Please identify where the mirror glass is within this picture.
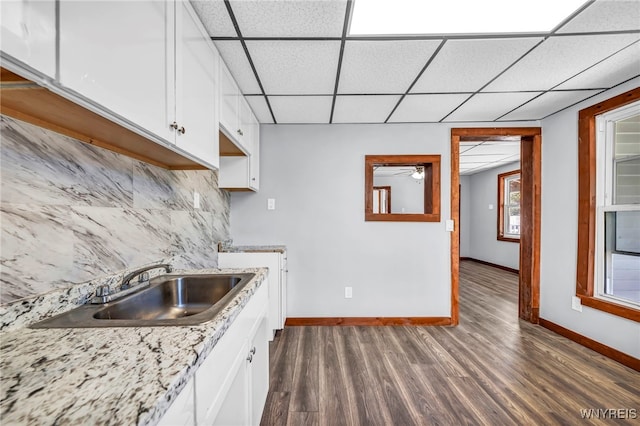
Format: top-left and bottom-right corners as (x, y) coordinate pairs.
(365, 155), (441, 222)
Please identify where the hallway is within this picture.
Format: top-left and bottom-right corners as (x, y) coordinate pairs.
(260, 260), (639, 425)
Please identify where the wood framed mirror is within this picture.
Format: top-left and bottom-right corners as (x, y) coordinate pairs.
(365, 154), (441, 222)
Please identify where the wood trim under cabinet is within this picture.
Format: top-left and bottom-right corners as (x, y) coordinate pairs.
(539, 318), (640, 372)
(285, 317), (452, 326)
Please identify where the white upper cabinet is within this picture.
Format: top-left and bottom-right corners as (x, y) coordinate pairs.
(58, 1), (172, 143)
(219, 63), (243, 149)
(174, 1), (219, 168)
(1, 0), (56, 79)
(58, 0), (218, 169)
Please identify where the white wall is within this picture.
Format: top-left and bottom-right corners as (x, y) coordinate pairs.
(460, 175), (471, 257)
(540, 77), (640, 358)
(462, 162), (521, 269)
(229, 121), (534, 318)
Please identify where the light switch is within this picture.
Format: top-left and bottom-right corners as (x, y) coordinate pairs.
(488, 204), (494, 210)
(193, 191), (201, 209)
(267, 198), (276, 210)
(445, 220), (454, 232)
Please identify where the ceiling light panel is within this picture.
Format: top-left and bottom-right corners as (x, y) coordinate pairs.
(444, 92), (542, 121)
(501, 89), (602, 120)
(338, 40), (441, 94)
(411, 38), (542, 93)
(190, 0), (237, 37)
(245, 96), (273, 123)
(349, 0), (586, 35)
(214, 41), (262, 94)
(333, 95), (401, 123)
(229, 0), (347, 37)
(388, 94), (470, 122)
(555, 42), (640, 90)
(483, 33), (640, 92)
(269, 96), (333, 123)
(246, 41), (341, 95)
(557, 0), (640, 33)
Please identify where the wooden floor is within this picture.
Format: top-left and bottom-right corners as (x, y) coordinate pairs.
(261, 260), (639, 425)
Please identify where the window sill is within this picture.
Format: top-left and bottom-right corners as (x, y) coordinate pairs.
(497, 236), (520, 243)
(578, 295), (640, 322)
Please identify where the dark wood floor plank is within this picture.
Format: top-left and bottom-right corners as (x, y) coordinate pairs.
(261, 260), (640, 426)
(260, 392), (291, 426)
(289, 326), (319, 412)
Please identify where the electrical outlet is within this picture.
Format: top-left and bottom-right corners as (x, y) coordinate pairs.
(488, 204), (494, 210)
(345, 286), (352, 299)
(267, 198), (276, 210)
(571, 296), (582, 312)
(193, 191), (201, 209)
(445, 220), (454, 232)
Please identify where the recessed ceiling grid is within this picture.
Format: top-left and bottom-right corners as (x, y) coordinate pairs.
(198, 0), (640, 124)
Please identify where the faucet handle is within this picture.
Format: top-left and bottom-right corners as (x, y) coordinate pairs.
(138, 272), (150, 283)
(95, 285), (111, 297)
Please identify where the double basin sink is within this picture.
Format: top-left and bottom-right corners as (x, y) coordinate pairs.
(32, 272), (255, 328)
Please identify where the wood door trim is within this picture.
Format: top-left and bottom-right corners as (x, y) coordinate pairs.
(451, 127), (542, 324)
(285, 317), (452, 326)
(539, 318), (639, 371)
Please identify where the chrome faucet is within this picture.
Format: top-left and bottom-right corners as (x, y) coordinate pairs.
(90, 264), (173, 304)
(121, 263), (173, 290)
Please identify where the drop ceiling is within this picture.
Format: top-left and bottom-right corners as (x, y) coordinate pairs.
(191, 0), (640, 125)
(459, 141), (520, 175)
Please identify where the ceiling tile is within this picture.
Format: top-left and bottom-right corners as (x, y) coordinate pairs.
(463, 142), (521, 156)
(332, 95), (401, 123)
(460, 154), (516, 164)
(444, 92), (542, 122)
(500, 90), (602, 120)
(229, 0), (347, 37)
(338, 40), (441, 94)
(246, 41), (341, 94)
(557, 0), (640, 33)
(388, 94), (469, 123)
(483, 34), (640, 92)
(214, 41), (261, 94)
(411, 38), (542, 93)
(269, 96), (333, 123)
(191, 0), (237, 37)
(555, 41), (640, 90)
(245, 96), (273, 124)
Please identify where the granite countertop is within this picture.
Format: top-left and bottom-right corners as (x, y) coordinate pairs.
(219, 244), (287, 254)
(0, 267), (268, 426)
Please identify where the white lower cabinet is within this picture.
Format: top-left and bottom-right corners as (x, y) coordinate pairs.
(158, 283), (269, 426)
(157, 378), (195, 426)
(218, 252), (287, 340)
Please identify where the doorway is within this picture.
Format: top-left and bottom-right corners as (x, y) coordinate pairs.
(450, 128), (541, 325)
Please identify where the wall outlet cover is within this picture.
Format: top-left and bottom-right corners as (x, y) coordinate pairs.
(193, 191), (201, 209)
(345, 286), (352, 298)
(571, 296), (582, 312)
(267, 198), (276, 210)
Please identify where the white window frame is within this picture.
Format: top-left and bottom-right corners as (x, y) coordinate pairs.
(594, 100), (640, 310)
(502, 173), (521, 239)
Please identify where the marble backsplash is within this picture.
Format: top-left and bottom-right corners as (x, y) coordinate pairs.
(0, 115), (230, 305)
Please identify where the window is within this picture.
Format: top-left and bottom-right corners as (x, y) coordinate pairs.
(577, 87), (640, 322)
(595, 102), (640, 309)
(498, 170), (521, 242)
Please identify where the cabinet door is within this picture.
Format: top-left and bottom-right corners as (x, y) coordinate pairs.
(249, 119), (260, 190)
(1, 0), (56, 78)
(175, 1), (219, 169)
(58, 0), (172, 142)
(249, 316), (270, 425)
(219, 63), (241, 145)
(158, 378), (195, 426)
(211, 340), (250, 426)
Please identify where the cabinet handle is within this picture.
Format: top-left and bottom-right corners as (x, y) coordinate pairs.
(250, 346), (256, 355)
(237, 129), (243, 136)
(170, 122), (178, 130)
(178, 126), (186, 135)
(247, 354), (253, 363)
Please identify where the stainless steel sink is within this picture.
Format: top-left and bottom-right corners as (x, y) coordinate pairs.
(31, 273), (255, 328)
